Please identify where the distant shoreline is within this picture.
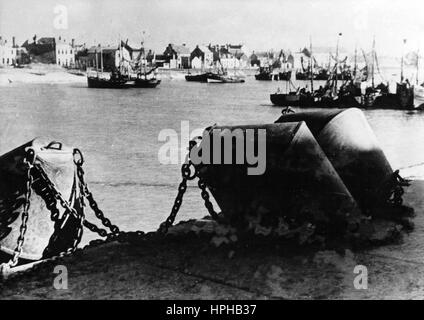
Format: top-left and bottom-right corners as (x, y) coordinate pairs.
(0, 64), (87, 86)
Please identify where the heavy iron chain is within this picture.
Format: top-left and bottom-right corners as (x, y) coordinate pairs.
(73, 149), (148, 247)
(0, 148), (35, 273)
(70, 148), (127, 244)
(387, 170), (410, 206)
(2, 138), (221, 272)
(158, 136), (220, 234)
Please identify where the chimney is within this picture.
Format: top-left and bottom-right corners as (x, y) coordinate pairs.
(12, 36), (15, 47)
(71, 38), (75, 47)
(59, 36), (61, 41)
(182, 43), (186, 46)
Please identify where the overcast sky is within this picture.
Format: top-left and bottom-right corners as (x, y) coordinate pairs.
(1, 0), (423, 55)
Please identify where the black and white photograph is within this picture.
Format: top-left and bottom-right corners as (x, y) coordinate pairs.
(1, 0), (424, 305)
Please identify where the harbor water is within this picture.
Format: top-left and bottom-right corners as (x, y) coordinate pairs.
(1, 76), (424, 240)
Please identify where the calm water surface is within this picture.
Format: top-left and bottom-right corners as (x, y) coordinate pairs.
(1, 77), (424, 236)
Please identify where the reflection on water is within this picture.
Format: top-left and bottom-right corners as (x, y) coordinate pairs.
(1, 78), (424, 234)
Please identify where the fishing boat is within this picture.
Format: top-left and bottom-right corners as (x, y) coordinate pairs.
(207, 74), (245, 83)
(87, 44), (128, 89)
(185, 72), (213, 82)
(206, 58), (244, 83)
(270, 90), (314, 107)
(314, 68), (330, 80)
(130, 37), (161, 88)
(132, 67), (161, 88)
(133, 77), (161, 88)
(255, 66), (273, 80)
(364, 38), (415, 109)
(271, 34), (360, 108)
(87, 71), (128, 89)
(278, 71), (291, 80)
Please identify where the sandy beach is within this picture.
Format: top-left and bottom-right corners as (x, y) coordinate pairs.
(0, 64), (87, 86)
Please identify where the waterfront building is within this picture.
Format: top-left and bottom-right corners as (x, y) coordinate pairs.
(190, 45), (214, 69)
(55, 37), (75, 67)
(249, 52), (260, 67)
(163, 43), (191, 69)
(22, 35), (56, 64)
(0, 36), (21, 66)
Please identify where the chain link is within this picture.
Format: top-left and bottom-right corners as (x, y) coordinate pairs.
(2, 138), (222, 276)
(158, 136), (220, 233)
(0, 148), (35, 273)
(30, 161), (84, 258)
(387, 170), (410, 206)
(197, 177), (220, 220)
(75, 161), (121, 238)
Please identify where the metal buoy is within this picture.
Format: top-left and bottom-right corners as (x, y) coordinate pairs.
(193, 122), (361, 236)
(275, 108), (394, 212)
(0, 138), (83, 261)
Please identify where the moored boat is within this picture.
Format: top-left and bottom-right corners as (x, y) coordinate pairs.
(414, 84), (424, 109)
(87, 71), (128, 89)
(270, 91), (314, 107)
(86, 43), (128, 89)
(133, 78), (161, 88)
(254, 66), (273, 81)
(185, 72), (212, 82)
(207, 73), (245, 83)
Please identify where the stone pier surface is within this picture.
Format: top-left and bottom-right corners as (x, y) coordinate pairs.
(1, 180), (423, 300)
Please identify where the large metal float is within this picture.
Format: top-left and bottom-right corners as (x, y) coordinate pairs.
(275, 108), (397, 214)
(192, 122), (362, 237)
(0, 138), (83, 262)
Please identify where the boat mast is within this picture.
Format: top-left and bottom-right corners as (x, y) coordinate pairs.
(100, 46), (104, 73)
(371, 36), (375, 88)
(142, 31), (147, 79)
(401, 39), (406, 83)
(417, 48), (420, 85)
(334, 33), (341, 95)
(95, 47), (99, 76)
(309, 36), (314, 93)
(119, 36), (122, 74)
(353, 45), (357, 80)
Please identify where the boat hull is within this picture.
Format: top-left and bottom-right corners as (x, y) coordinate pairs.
(207, 74), (245, 83)
(185, 73), (211, 82)
(254, 73), (272, 81)
(87, 77), (128, 89)
(270, 93), (362, 109)
(133, 79), (161, 88)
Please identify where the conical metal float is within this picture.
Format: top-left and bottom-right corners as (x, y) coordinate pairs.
(275, 108), (395, 213)
(0, 138), (83, 262)
(192, 122), (362, 236)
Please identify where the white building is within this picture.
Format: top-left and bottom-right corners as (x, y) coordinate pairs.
(0, 36), (19, 66)
(190, 45), (214, 69)
(55, 37), (75, 67)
